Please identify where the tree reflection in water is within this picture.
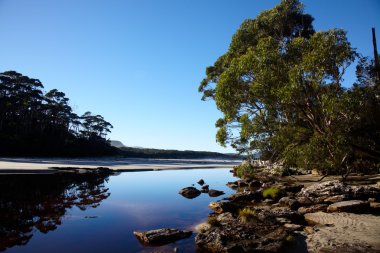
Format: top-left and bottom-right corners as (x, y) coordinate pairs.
(0, 170), (113, 251)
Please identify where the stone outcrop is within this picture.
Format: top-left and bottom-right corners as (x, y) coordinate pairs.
(133, 228), (192, 246)
(195, 211), (289, 252)
(297, 180), (380, 205)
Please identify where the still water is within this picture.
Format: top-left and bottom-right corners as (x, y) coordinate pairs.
(0, 168), (237, 253)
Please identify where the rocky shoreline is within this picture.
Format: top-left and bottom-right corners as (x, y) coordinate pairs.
(195, 173), (380, 253)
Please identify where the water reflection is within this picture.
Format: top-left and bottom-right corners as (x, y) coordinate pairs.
(0, 171), (112, 252)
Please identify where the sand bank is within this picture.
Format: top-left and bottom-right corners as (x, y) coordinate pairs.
(0, 157), (240, 174)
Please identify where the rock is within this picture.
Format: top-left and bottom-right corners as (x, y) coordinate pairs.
(297, 181), (380, 205)
(226, 179), (261, 189)
(208, 189), (225, 197)
(327, 200), (370, 213)
(324, 194), (348, 203)
(284, 223), (302, 231)
(370, 202), (380, 214)
(368, 198), (376, 202)
(226, 181), (238, 189)
(282, 184), (304, 194)
(297, 180), (350, 204)
(209, 201), (240, 214)
(303, 226), (314, 234)
(178, 187), (201, 199)
(226, 190), (262, 202)
(279, 196), (291, 205)
(201, 184), (209, 193)
(216, 212), (235, 224)
(271, 207), (304, 224)
(197, 179), (205, 185)
(278, 197), (300, 210)
(296, 196), (313, 206)
(195, 222), (212, 233)
(262, 198), (275, 205)
(351, 185), (380, 200)
(196, 213), (289, 253)
(276, 217), (292, 224)
(133, 228), (192, 246)
(298, 204), (328, 214)
(201, 184), (209, 190)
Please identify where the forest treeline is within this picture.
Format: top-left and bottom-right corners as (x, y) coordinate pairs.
(0, 71), (117, 156)
(118, 146), (236, 159)
(199, 0), (380, 175)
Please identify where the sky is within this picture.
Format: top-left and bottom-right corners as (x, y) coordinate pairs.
(0, 0), (379, 153)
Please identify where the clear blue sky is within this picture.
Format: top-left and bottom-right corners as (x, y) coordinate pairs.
(0, 0), (379, 152)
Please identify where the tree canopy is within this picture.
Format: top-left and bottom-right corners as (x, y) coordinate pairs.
(199, 0), (380, 174)
(0, 71), (116, 156)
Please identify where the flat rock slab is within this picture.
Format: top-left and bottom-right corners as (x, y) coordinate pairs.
(298, 204), (328, 214)
(327, 200), (370, 213)
(304, 212), (380, 252)
(133, 228), (192, 246)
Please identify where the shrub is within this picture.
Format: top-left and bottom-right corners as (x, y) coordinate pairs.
(234, 162), (255, 178)
(239, 208), (256, 223)
(262, 187), (280, 199)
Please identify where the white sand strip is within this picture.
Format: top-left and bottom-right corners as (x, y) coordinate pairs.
(0, 157), (240, 173)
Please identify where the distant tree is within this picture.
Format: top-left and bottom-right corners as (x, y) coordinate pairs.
(199, 0), (379, 175)
(0, 71), (115, 156)
(80, 111), (113, 140)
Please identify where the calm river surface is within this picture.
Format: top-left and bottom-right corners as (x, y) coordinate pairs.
(0, 168), (237, 253)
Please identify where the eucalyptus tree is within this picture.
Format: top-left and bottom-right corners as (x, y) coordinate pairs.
(199, 0), (378, 174)
(80, 111), (113, 140)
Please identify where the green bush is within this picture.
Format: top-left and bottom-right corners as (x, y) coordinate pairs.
(234, 162), (255, 178)
(262, 187), (280, 199)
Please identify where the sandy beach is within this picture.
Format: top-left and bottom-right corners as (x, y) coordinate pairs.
(0, 157), (241, 173)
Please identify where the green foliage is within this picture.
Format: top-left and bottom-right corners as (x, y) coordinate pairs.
(199, 0), (380, 175)
(239, 208), (256, 223)
(234, 162), (255, 178)
(262, 187), (280, 199)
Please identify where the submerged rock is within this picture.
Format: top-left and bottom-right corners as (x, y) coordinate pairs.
(133, 228), (192, 246)
(178, 187), (201, 199)
(327, 200), (370, 213)
(208, 189), (225, 197)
